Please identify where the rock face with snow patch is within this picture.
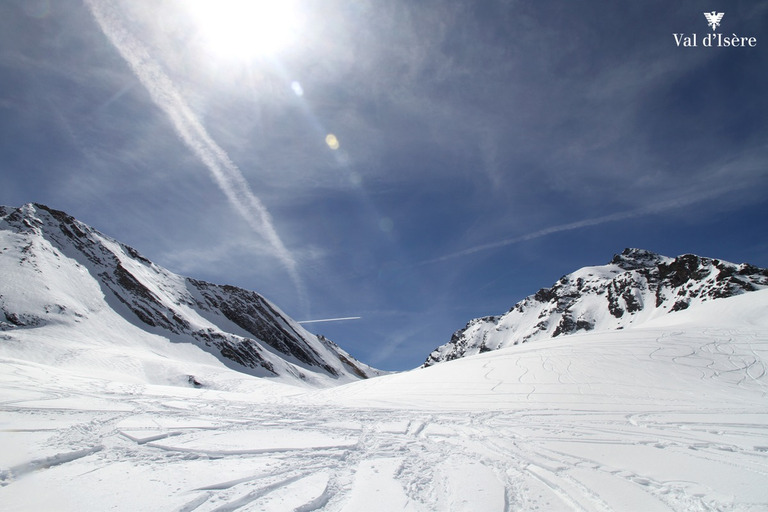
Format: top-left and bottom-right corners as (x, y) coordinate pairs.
(424, 248), (768, 367)
(0, 203), (380, 384)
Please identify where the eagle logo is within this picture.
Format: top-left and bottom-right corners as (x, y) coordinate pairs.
(704, 11), (724, 31)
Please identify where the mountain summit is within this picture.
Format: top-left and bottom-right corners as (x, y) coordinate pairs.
(424, 247), (768, 367)
(0, 203), (380, 387)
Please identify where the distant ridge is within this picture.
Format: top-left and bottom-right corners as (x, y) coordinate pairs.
(424, 248), (768, 366)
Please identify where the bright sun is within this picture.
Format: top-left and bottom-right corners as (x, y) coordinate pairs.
(187, 0), (302, 59)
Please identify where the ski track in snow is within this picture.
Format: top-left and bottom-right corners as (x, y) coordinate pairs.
(2, 320), (768, 510)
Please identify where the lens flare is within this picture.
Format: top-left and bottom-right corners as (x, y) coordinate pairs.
(325, 133), (340, 150)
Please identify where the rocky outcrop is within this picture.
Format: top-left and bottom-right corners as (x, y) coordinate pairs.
(424, 248), (768, 367)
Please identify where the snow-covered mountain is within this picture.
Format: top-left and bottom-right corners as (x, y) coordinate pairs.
(2, 283), (767, 510)
(424, 247), (768, 366)
(2, 207), (768, 510)
(0, 203), (380, 387)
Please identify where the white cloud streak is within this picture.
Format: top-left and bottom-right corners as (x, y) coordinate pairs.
(424, 189), (734, 265)
(84, 0), (305, 303)
(296, 316), (362, 324)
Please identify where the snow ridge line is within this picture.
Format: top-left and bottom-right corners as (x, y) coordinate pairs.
(208, 472), (311, 512)
(292, 480), (333, 512)
(0, 445), (103, 485)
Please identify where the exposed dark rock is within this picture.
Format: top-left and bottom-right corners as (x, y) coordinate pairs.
(611, 248), (668, 270)
(658, 254), (709, 288)
(534, 287), (556, 302)
(424, 248), (768, 367)
(552, 314), (594, 337)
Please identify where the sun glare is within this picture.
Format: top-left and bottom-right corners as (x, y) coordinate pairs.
(187, 0), (302, 59)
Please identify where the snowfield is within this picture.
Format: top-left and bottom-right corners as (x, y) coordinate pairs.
(2, 290), (768, 511)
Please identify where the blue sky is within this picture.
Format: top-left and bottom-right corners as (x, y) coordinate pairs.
(2, 0), (767, 370)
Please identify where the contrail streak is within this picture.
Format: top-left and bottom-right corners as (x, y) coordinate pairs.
(422, 189), (732, 265)
(297, 316), (362, 324)
(84, 0), (305, 303)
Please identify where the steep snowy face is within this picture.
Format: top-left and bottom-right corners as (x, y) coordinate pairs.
(0, 204), (380, 385)
(424, 247), (768, 366)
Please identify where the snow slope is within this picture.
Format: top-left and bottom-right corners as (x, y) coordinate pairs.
(0, 204), (380, 387)
(425, 248), (768, 366)
(1, 289), (767, 511)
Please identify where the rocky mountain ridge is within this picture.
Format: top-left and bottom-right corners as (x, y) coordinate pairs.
(424, 248), (768, 367)
(0, 203), (380, 385)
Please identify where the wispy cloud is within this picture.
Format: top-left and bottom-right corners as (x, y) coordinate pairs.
(84, 0), (305, 304)
(423, 188), (735, 265)
(296, 316), (362, 324)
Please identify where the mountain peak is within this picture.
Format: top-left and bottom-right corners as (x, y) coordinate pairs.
(424, 249), (768, 367)
(610, 248), (670, 270)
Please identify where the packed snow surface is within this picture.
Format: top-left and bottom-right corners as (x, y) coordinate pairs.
(2, 290), (768, 511)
